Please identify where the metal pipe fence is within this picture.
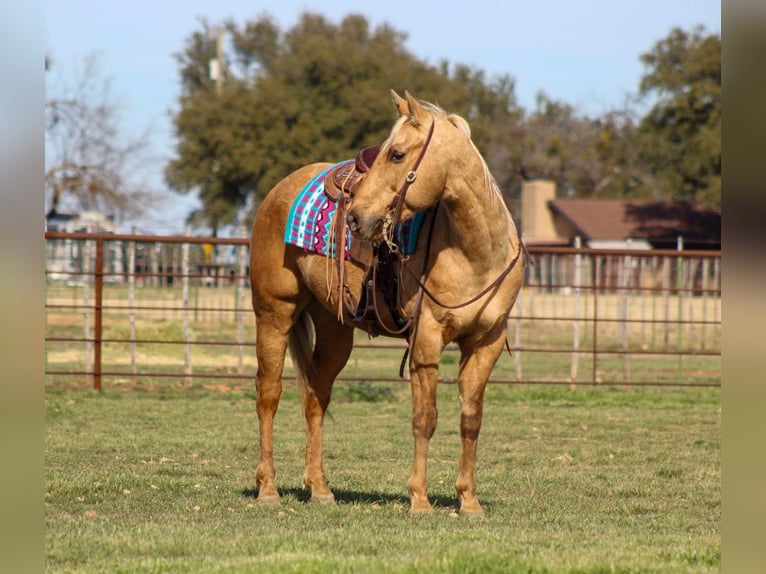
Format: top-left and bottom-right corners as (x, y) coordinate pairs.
(44, 231), (721, 390)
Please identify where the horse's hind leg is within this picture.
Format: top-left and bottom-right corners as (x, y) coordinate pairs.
(253, 305), (296, 504)
(302, 304), (354, 503)
(454, 323), (507, 516)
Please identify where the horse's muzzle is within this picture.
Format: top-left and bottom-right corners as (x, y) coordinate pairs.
(346, 210), (383, 241)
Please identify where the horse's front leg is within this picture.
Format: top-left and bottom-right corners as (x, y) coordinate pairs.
(407, 332), (443, 514)
(455, 324), (507, 516)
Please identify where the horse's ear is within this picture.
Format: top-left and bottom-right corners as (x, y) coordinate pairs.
(390, 90), (409, 117)
(404, 90), (427, 125)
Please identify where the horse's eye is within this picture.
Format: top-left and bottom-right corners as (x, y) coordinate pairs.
(388, 149), (405, 162)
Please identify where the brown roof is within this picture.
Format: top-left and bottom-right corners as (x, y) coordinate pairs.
(548, 199), (721, 245)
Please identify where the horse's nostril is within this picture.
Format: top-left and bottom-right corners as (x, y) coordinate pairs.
(346, 212), (359, 232)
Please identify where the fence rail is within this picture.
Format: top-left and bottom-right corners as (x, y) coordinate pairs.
(44, 231), (721, 390)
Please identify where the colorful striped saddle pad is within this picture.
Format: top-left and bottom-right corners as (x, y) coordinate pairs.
(284, 160), (426, 260)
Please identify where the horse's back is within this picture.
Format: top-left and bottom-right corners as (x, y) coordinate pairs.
(252, 163), (332, 237)
(250, 163), (331, 308)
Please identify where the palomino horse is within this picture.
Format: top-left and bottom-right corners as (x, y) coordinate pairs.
(249, 90), (525, 516)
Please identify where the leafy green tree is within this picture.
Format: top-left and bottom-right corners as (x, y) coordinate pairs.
(166, 12), (522, 232)
(515, 93), (651, 201)
(637, 26), (721, 205)
(515, 26), (720, 206)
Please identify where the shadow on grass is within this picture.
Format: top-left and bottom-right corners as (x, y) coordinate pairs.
(242, 486), (458, 510)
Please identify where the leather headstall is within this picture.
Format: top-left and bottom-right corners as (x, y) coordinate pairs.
(382, 120), (436, 246)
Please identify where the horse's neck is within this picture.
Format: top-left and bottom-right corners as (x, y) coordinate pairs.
(441, 174), (514, 273)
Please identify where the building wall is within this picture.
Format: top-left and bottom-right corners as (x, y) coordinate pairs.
(520, 180), (559, 244)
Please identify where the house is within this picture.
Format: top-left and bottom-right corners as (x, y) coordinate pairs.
(519, 180), (721, 291)
(520, 180), (721, 250)
(46, 210), (120, 234)
(45, 211), (123, 283)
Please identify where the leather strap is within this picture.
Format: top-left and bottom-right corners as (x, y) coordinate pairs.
(402, 246), (523, 310)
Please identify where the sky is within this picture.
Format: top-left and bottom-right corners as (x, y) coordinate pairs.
(45, 0), (720, 234)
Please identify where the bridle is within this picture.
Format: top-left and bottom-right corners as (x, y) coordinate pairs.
(380, 119), (436, 247)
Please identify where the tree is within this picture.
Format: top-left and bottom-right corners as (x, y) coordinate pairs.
(515, 93), (653, 201)
(637, 26), (721, 206)
(514, 25), (721, 206)
(166, 12), (523, 232)
(45, 54), (157, 219)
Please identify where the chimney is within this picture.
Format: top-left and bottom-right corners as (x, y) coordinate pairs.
(521, 180), (558, 243)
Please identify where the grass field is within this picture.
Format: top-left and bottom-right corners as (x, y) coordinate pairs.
(46, 384), (720, 573)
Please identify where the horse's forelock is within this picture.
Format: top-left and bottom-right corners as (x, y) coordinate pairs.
(383, 101), (449, 150)
(381, 116), (409, 153)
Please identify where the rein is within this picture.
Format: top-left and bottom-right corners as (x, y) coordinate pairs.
(394, 209), (523, 375)
(401, 237), (523, 310)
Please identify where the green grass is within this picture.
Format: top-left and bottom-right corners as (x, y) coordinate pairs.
(46, 384), (720, 573)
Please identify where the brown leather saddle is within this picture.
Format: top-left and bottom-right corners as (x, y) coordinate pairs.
(323, 146), (379, 267)
(324, 146), (380, 202)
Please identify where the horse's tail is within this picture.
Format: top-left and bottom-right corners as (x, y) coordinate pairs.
(287, 310), (316, 406)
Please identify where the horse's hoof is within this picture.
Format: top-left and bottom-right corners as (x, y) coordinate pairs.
(408, 504), (434, 515)
(256, 494), (281, 506)
(310, 493), (336, 504)
(458, 506), (484, 518)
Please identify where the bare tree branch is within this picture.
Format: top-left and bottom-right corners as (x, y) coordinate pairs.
(45, 53), (160, 220)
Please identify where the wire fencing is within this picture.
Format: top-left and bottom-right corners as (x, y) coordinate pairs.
(44, 231), (721, 390)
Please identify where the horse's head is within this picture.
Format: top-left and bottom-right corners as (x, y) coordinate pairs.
(346, 90), (448, 242)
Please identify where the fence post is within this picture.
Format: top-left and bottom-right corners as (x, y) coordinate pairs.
(676, 236), (685, 383)
(94, 238), (103, 392)
(236, 227), (247, 382)
(570, 237), (581, 388)
(150, 243), (159, 288)
(639, 258), (646, 347)
(662, 254), (670, 346)
(551, 253), (558, 328)
(592, 254), (600, 385)
(701, 257), (710, 350)
(513, 289), (522, 381)
(82, 238), (93, 388)
(128, 227), (137, 384)
(620, 250), (630, 386)
(540, 254), (548, 338)
(182, 227), (192, 386)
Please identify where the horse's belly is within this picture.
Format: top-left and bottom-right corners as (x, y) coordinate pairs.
(297, 253), (365, 311)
